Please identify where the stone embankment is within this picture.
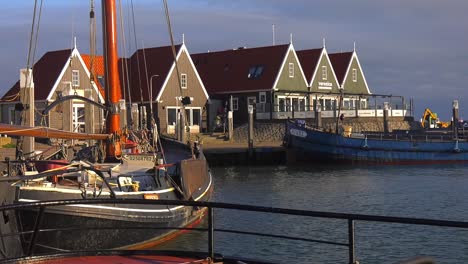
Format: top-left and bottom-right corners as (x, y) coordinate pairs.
(223, 118), (419, 144)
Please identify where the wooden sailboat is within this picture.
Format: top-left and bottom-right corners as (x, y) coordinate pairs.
(0, 0), (212, 254)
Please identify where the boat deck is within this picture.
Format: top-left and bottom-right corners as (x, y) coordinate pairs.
(26, 255), (216, 264)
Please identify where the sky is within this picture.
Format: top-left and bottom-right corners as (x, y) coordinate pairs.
(1, 0), (468, 120)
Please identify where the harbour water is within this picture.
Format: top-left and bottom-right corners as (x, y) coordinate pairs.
(159, 164), (468, 263)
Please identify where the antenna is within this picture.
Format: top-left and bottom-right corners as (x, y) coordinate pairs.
(353, 41), (356, 52)
(74, 36), (77, 49)
(182, 33), (185, 44)
(290, 33), (293, 44)
(322, 37), (326, 48)
(272, 24), (275, 46)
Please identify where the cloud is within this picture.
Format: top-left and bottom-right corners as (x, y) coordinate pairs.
(1, 0), (468, 119)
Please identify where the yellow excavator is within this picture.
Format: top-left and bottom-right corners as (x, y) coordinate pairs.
(421, 108), (451, 129)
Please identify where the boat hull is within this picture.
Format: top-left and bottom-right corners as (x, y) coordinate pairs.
(286, 121), (468, 163)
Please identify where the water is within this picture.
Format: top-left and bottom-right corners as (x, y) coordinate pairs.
(159, 164), (468, 263)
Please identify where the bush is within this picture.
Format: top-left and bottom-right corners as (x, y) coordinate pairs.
(2, 143), (16, 148)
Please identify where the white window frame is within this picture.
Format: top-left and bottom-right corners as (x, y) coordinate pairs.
(277, 95), (307, 112)
(352, 68), (357, 82)
(181, 73), (187, 89)
(322, 66), (327, 80)
(72, 70), (80, 87)
(232, 97), (239, 111)
(72, 103), (85, 132)
(166, 106), (201, 134)
(288, 63), (294, 78)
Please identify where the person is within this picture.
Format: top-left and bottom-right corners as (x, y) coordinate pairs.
(339, 113), (344, 121)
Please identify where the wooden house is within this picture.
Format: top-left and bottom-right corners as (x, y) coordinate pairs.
(0, 47), (104, 134)
(192, 43), (309, 126)
(123, 43), (210, 134)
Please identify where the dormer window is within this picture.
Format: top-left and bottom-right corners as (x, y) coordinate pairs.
(248, 65), (264, 79)
(352, 68), (357, 82)
(181, 73), (187, 89)
(72, 70), (79, 87)
(97, 75), (105, 88)
(322, 66), (327, 80)
(288, 63), (294, 78)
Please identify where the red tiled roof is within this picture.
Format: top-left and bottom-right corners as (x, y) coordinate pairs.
(125, 45), (182, 103)
(296, 48), (323, 84)
(329, 51), (353, 85)
(191, 44), (289, 94)
(2, 49), (72, 101)
(81, 54), (105, 98)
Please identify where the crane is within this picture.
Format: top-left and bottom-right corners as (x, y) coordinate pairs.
(421, 108), (450, 129)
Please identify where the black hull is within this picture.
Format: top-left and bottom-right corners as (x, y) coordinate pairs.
(18, 206), (207, 253)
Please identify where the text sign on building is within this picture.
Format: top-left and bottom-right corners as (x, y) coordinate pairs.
(318, 82), (332, 90)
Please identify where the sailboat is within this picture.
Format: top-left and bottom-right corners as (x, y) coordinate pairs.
(0, 0), (212, 253)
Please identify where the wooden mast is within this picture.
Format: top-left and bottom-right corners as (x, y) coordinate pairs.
(102, 0), (122, 158)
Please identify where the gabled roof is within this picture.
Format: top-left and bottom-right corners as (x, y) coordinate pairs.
(296, 48), (323, 83)
(2, 49), (72, 101)
(126, 44), (182, 103)
(328, 51), (353, 85)
(191, 44), (290, 94)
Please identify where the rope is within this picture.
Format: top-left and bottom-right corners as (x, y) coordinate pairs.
(0, 93), (20, 102)
(130, 0), (144, 104)
(162, 0), (193, 155)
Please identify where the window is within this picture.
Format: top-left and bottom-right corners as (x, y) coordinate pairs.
(97, 75), (105, 88)
(259, 92), (266, 103)
(352, 68), (357, 82)
(248, 65), (264, 79)
(72, 70), (79, 87)
(192, 109), (201, 126)
(167, 107), (201, 127)
(181, 74), (187, 89)
(288, 63), (294, 78)
(232, 97), (239, 111)
(168, 108), (177, 125)
(322, 66), (327, 80)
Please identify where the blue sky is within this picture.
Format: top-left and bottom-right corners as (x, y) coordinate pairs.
(1, 0), (468, 120)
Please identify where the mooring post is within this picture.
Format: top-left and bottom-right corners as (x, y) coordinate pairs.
(248, 105), (254, 158)
(19, 68), (35, 155)
(452, 100), (459, 138)
(315, 102), (322, 128)
(383, 102), (389, 135)
(228, 110), (233, 141)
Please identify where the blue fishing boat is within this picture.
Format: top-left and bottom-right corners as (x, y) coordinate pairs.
(285, 119), (468, 163)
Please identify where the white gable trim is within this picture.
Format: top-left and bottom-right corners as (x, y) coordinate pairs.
(45, 48), (105, 102)
(341, 51), (371, 94)
(272, 43), (308, 91)
(46, 50), (73, 101)
(309, 48), (340, 88)
(155, 44), (209, 103)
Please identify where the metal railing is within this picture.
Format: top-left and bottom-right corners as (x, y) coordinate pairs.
(1, 199), (468, 263)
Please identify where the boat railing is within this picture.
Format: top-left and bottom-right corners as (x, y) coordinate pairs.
(361, 132), (464, 143)
(1, 199), (468, 263)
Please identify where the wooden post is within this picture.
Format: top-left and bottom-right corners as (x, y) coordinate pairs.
(248, 104), (254, 158)
(131, 103), (139, 130)
(228, 110), (233, 141)
(453, 100), (459, 138)
(315, 102), (322, 128)
(19, 68), (35, 156)
(383, 102), (389, 134)
(84, 88), (95, 145)
(179, 109), (186, 143)
(119, 99), (127, 129)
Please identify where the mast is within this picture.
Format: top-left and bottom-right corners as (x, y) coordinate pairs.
(102, 0), (122, 158)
